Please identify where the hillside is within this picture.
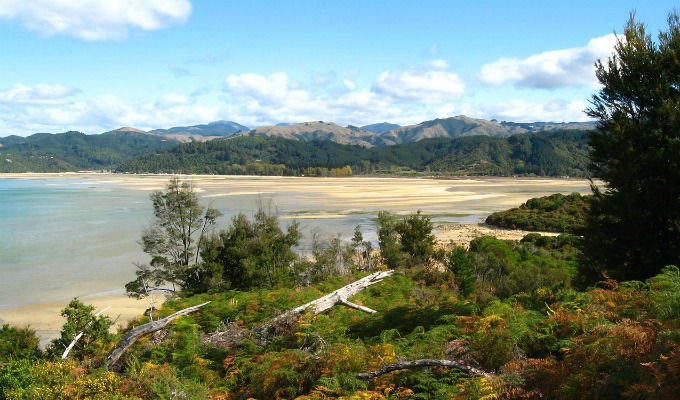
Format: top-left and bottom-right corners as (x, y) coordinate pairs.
(237, 116), (594, 147)
(0, 130), (177, 172)
(360, 122), (401, 133)
(151, 120), (248, 137)
(0, 117), (594, 173)
(238, 121), (392, 147)
(381, 115), (595, 144)
(116, 130), (590, 177)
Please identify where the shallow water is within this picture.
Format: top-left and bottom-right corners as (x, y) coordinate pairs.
(0, 175), (592, 309)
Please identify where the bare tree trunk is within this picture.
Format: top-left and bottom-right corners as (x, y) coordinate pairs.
(61, 305), (111, 360)
(357, 359), (493, 380)
(255, 270), (393, 336)
(105, 301), (210, 370)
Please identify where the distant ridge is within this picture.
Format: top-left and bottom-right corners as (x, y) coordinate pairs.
(1, 115), (596, 172)
(151, 120), (249, 137)
(360, 122), (400, 134)
(236, 116), (594, 147)
(238, 121), (392, 147)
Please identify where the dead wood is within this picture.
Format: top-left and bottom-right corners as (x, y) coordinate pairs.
(254, 270), (393, 336)
(105, 301), (210, 370)
(357, 359), (494, 380)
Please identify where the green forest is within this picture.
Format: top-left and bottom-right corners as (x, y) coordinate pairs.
(0, 131), (175, 172)
(115, 130), (590, 177)
(2, 12), (680, 400)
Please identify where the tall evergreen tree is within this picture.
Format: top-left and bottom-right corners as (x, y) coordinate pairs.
(582, 14), (680, 281)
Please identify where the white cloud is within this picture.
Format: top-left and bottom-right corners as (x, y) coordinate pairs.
(0, 83), (79, 104)
(480, 34), (619, 89)
(373, 70), (464, 103)
(426, 59), (449, 69)
(0, 0), (192, 41)
(483, 99), (590, 122)
(0, 87), (221, 135)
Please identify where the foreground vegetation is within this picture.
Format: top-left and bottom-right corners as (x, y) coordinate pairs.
(2, 226), (679, 399)
(485, 193), (590, 233)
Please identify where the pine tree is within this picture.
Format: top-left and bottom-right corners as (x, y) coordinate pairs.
(582, 13), (680, 281)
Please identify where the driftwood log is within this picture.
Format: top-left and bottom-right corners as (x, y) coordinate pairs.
(105, 301), (210, 370)
(255, 270), (394, 336)
(357, 359), (494, 380)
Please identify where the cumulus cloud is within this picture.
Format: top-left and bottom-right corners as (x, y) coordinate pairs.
(0, 0), (192, 41)
(0, 84), (221, 135)
(223, 71), (430, 126)
(373, 69), (464, 103)
(0, 83), (79, 104)
(480, 34), (619, 89)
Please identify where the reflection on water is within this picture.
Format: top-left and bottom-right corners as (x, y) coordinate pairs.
(0, 175), (592, 308)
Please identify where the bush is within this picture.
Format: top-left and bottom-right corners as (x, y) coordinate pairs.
(486, 193), (590, 233)
(0, 325), (41, 362)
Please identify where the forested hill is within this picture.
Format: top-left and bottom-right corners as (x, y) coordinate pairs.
(0, 130), (177, 172)
(116, 130), (590, 177)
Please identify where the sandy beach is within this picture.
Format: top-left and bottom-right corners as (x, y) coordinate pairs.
(0, 172), (593, 213)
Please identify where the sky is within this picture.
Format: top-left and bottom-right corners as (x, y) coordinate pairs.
(0, 0), (677, 136)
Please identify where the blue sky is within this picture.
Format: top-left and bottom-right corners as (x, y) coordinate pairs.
(0, 0), (677, 136)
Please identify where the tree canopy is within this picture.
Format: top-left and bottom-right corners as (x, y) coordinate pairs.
(582, 13), (680, 281)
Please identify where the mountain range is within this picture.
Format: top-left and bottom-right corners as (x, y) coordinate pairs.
(229, 116), (594, 148)
(0, 115), (596, 173)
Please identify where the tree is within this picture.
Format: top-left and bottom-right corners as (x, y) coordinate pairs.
(47, 299), (112, 360)
(448, 246), (476, 296)
(396, 211), (436, 265)
(377, 211), (403, 268)
(204, 205), (301, 290)
(582, 13), (680, 281)
(126, 178), (221, 298)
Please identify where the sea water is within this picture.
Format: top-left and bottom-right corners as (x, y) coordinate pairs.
(0, 175), (592, 309)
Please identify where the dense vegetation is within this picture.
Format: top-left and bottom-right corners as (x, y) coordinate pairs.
(3, 219), (680, 398)
(0, 131), (176, 172)
(581, 15), (680, 282)
(485, 193), (590, 233)
(116, 130), (590, 177)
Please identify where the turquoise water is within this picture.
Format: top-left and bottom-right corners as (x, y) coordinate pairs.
(0, 179), (151, 308)
(0, 176), (592, 309)
(0, 178), (377, 308)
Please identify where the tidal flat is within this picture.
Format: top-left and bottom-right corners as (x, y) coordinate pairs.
(0, 173), (592, 343)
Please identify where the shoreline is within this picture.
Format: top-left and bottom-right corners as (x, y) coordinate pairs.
(0, 222), (557, 346)
(0, 171), (594, 182)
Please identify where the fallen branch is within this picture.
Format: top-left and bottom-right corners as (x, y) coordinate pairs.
(105, 301), (210, 370)
(61, 305), (111, 360)
(255, 270), (393, 336)
(357, 359), (493, 380)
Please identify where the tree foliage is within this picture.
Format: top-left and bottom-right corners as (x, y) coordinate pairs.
(485, 192), (590, 233)
(582, 13), (680, 281)
(201, 205), (302, 290)
(126, 178), (221, 298)
(46, 299), (113, 361)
